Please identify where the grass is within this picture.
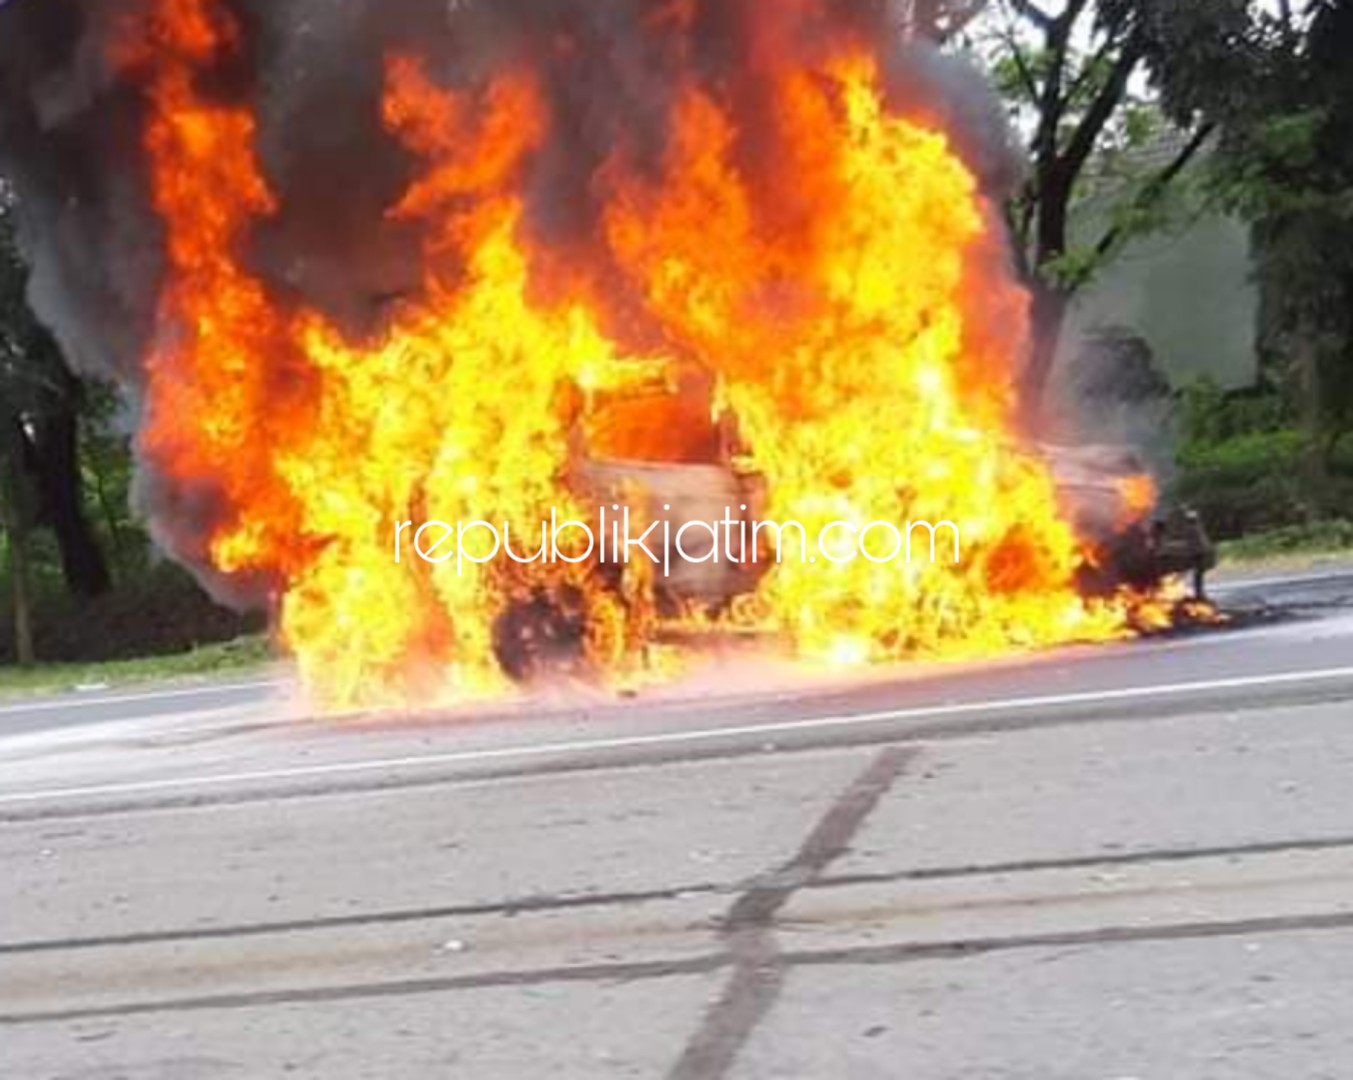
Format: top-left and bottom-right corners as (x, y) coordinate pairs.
(0, 635), (275, 701)
(1217, 519), (1353, 569)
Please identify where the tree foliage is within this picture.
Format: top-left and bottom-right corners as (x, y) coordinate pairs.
(971, 0), (1229, 414)
(0, 184), (60, 429)
(1159, 0), (1353, 466)
(0, 184), (41, 664)
(1, 183), (113, 610)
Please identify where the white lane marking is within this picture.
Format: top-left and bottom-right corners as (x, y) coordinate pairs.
(2, 665), (1352, 809)
(0, 679), (285, 718)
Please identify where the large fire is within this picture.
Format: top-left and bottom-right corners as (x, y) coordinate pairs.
(117, 0), (1157, 707)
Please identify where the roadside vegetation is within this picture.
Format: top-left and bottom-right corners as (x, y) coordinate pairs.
(1174, 379), (1353, 564)
(0, 635), (270, 701)
(1, 196), (268, 680)
(0, 526), (269, 691)
(1217, 521), (1353, 567)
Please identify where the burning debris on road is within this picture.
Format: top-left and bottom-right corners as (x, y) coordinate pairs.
(0, 0), (1211, 706)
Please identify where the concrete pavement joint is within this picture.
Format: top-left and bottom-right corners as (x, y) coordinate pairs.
(813, 832), (1353, 891)
(0, 953), (732, 1028)
(0, 882), (732, 957)
(9, 830), (1353, 958)
(6, 902), (1353, 1029)
(783, 909), (1353, 968)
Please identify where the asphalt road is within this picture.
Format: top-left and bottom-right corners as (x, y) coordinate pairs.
(2, 567), (1352, 1079)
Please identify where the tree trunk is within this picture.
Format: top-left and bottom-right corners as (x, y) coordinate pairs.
(24, 382), (112, 599)
(1021, 282), (1070, 429)
(1021, 153), (1074, 429)
(7, 514), (35, 668)
(2, 424), (36, 667)
(1294, 324), (1328, 498)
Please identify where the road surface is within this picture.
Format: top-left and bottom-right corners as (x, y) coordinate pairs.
(1, 567), (1352, 1078)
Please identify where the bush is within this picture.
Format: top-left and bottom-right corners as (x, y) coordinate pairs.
(1220, 519), (1353, 561)
(1172, 376), (1353, 540)
(1177, 378), (1293, 450)
(1173, 429), (1309, 539)
(1173, 428), (1353, 540)
(0, 558), (266, 665)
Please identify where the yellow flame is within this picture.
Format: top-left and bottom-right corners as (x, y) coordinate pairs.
(132, 1), (1154, 708)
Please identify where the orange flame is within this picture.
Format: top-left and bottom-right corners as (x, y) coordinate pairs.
(1117, 474), (1158, 529)
(129, 0), (1155, 707)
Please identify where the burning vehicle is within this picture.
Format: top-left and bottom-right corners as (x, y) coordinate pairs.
(0, 0), (1210, 705)
(1039, 443), (1217, 599)
(494, 362), (1214, 681)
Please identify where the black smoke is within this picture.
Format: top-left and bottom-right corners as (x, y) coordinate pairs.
(0, 0), (1012, 604)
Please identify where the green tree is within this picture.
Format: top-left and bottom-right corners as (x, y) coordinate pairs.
(0, 185), (112, 616)
(973, 0), (1234, 418)
(1159, 0), (1353, 483)
(0, 195), (40, 664)
(0, 437), (36, 667)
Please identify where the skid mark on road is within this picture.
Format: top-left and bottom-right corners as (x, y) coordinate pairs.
(666, 746), (915, 1080)
(8, 830), (1353, 959)
(785, 909), (1353, 968)
(8, 821), (1353, 1028)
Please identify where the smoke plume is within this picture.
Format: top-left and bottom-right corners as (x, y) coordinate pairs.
(0, 0), (1019, 615)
